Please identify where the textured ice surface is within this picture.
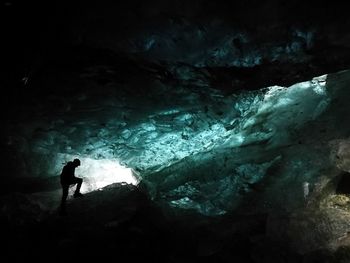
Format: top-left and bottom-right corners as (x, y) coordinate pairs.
(7, 69), (350, 215)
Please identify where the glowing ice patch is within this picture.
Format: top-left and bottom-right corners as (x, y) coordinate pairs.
(235, 134), (245, 143)
(311, 74), (328, 95)
(264, 86), (286, 99)
(313, 85), (325, 95)
(275, 97), (292, 107)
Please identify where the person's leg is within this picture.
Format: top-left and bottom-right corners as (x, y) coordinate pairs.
(75, 178), (82, 193)
(74, 178), (83, 197)
(60, 185), (69, 213)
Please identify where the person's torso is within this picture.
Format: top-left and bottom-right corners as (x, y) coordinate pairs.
(60, 162), (75, 183)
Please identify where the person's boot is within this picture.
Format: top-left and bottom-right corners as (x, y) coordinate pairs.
(74, 192), (84, 198)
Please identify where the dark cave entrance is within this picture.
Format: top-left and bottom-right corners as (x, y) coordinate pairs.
(336, 171), (350, 194)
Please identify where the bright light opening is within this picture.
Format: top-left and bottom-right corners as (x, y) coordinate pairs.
(57, 155), (138, 194)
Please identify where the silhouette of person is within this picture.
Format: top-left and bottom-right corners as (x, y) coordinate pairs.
(59, 158), (84, 214)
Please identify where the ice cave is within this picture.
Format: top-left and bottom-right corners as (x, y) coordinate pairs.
(3, 1), (350, 262)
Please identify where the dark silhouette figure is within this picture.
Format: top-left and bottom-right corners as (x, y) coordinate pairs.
(60, 158), (84, 214)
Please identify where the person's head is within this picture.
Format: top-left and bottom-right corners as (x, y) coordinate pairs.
(73, 158), (81, 167)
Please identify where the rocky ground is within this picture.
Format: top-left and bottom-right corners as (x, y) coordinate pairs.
(2, 176), (350, 263)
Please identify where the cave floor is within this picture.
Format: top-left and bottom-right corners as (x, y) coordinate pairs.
(1, 182), (350, 263)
